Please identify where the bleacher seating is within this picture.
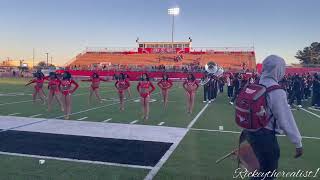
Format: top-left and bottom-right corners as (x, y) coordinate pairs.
(67, 51), (256, 70)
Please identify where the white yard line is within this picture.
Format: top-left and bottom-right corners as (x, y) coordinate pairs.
(0, 100), (35, 106)
(158, 122), (165, 126)
(0, 92), (31, 97)
(130, 120), (139, 124)
(0, 89), (114, 106)
(54, 91), (162, 119)
(77, 117), (88, 121)
(301, 108), (320, 119)
(7, 113), (21, 116)
(190, 128), (320, 140)
(29, 114), (42, 118)
(144, 103), (209, 180)
(187, 103), (209, 129)
(0, 91), (164, 133)
(0, 151), (152, 170)
(102, 118), (112, 122)
(308, 107), (320, 112)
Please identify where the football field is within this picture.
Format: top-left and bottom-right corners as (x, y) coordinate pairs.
(0, 78), (319, 180)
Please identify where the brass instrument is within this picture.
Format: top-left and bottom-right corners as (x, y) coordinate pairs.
(200, 62), (224, 86)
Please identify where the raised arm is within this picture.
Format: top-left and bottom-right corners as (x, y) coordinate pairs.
(25, 79), (36, 86)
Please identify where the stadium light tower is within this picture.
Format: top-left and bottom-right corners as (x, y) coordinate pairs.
(168, 7), (180, 43)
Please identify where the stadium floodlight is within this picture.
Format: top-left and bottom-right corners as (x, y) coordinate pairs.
(168, 7), (180, 16)
(168, 7), (180, 43)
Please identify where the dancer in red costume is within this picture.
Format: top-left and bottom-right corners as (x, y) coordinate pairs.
(115, 73), (130, 111)
(157, 73), (173, 109)
(81, 72), (108, 104)
(60, 71), (79, 120)
(183, 73), (199, 114)
(137, 73), (155, 121)
(25, 70), (46, 104)
(47, 72), (64, 112)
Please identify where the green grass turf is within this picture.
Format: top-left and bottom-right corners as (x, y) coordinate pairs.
(0, 77), (320, 180)
(0, 155), (148, 180)
(154, 131), (320, 180)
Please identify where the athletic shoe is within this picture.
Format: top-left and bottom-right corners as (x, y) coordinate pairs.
(229, 101), (234, 105)
(203, 100), (206, 103)
(297, 105), (302, 108)
(209, 100), (212, 104)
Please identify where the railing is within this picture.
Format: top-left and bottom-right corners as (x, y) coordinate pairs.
(191, 46), (255, 52)
(85, 47), (138, 53)
(84, 46), (255, 53)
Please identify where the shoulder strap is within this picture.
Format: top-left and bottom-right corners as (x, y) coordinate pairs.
(266, 85), (283, 93)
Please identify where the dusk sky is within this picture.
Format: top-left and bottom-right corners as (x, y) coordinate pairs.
(0, 0), (319, 65)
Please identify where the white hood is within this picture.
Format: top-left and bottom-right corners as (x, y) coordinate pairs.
(260, 55), (286, 82)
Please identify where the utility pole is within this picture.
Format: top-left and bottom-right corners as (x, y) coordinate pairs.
(45, 53), (49, 67)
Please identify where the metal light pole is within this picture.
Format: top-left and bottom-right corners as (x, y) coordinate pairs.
(168, 8), (180, 43)
(45, 53), (49, 67)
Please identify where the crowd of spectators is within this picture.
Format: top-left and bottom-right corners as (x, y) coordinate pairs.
(68, 64), (207, 73)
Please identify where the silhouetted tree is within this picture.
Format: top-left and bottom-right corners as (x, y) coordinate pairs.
(296, 42), (320, 64)
(37, 61), (46, 67)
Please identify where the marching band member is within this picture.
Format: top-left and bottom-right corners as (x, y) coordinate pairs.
(60, 71), (79, 120)
(200, 73), (210, 103)
(183, 73), (199, 114)
(208, 74), (218, 102)
(115, 73), (130, 111)
(137, 73), (155, 121)
(157, 73), (173, 109)
(226, 74), (234, 99)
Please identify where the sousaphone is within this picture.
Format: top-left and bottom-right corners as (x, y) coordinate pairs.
(205, 61), (218, 74)
(201, 61), (224, 85)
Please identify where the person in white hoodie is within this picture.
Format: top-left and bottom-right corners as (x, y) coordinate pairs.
(245, 55), (303, 179)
